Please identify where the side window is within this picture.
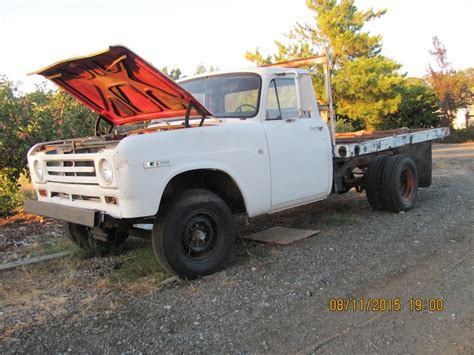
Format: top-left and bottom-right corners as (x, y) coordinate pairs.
(266, 78), (298, 120)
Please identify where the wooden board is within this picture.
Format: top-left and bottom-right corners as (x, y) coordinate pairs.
(0, 251), (71, 272)
(243, 226), (320, 245)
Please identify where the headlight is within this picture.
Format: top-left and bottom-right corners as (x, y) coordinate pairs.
(33, 160), (44, 182)
(98, 159), (113, 185)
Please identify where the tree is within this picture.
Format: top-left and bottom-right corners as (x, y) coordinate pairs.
(246, 0), (403, 130)
(194, 63), (219, 75)
(161, 67), (183, 81)
(380, 78), (440, 129)
(0, 77), (97, 183)
(426, 36), (471, 127)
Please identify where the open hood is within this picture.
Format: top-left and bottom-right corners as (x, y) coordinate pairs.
(31, 46), (212, 126)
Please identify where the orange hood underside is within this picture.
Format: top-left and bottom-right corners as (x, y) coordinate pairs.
(31, 46), (212, 126)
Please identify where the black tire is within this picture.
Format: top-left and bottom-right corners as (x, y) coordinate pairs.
(152, 189), (235, 279)
(65, 222), (129, 254)
(365, 156), (389, 211)
(381, 155), (418, 212)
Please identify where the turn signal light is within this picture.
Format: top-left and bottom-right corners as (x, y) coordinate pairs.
(105, 196), (118, 205)
(38, 189), (47, 197)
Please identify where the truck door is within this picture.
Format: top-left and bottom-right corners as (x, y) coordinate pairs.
(263, 77), (332, 210)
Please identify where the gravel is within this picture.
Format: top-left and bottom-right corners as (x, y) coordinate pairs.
(0, 214), (63, 264)
(1, 143), (473, 354)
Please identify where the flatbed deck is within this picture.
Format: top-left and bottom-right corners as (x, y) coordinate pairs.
(333, 127), (450, 158)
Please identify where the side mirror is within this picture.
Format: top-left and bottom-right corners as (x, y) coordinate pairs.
(295, 74), (314, 118)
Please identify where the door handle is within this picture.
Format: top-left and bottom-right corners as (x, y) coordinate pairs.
(310, 126), (323, 131)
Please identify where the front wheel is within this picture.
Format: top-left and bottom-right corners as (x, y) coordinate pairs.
(152, 189), (235, 279)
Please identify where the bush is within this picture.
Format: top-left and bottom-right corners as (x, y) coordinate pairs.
(380, 78), (440, 130)
(442, 128), (474, 143)
(0, 168), (23, 216)
(335, 119), (356, 133)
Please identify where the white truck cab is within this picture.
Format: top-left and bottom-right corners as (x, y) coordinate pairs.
(25, 46), (448, 278)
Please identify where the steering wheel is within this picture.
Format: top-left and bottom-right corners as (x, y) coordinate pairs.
(235, 103), (257, 113)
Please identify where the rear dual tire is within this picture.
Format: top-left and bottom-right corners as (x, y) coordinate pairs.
(365, 155), (418, 212)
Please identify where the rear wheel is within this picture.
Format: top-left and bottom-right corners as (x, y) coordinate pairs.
(152, 189), (235, 279)
(365, 155), (389, 211)
(65, 223), (129, 254)
(381, 155), (418, 212)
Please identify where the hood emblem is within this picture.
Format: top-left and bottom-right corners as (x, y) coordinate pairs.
(144, 159), (171, 169)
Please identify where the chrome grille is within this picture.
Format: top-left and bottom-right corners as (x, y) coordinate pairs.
(44, 158), (98, 184)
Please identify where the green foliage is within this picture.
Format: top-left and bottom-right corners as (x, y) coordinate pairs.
(333, 56), (402, 128)
(0, 77), (97, 214)
(380, 78), (440, 129)
(161, 66), (183, 81)
(246, 0), (406, 129)
(112, 247), (166, 282)
(0, 168), (23, 216)
(0, 77), (97, 179)
(335, 118), (355, 133)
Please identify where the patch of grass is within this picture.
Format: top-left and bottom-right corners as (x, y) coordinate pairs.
(25, 252), (82, 275)
(27, 237), (73, 258)
(320, 213), (359, 226)
(112, 247), (167, 283)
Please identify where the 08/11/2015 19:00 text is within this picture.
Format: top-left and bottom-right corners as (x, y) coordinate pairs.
(329, 298), (444, 312)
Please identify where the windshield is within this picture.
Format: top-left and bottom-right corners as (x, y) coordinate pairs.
(180, 73), (261, 118)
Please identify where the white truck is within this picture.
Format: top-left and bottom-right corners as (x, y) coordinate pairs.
(25, 46), (449, 278)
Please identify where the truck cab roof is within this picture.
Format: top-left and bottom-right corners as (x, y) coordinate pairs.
(178, 67), (310, 83)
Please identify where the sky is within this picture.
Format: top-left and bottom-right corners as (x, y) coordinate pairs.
(0, 0), (472, 92)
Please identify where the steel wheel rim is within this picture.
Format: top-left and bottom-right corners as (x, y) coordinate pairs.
(399, 168), (415, 202)
(181, 212), (219, 260)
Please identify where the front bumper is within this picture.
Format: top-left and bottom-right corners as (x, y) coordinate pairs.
(24, 200), (100, 227)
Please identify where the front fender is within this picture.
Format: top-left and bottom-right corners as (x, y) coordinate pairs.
(114, 124), (271, 218)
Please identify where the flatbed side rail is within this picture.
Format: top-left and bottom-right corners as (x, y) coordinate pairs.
(333, 127), (449, 158)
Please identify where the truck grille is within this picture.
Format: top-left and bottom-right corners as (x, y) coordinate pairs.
(45, 159), (98, 184)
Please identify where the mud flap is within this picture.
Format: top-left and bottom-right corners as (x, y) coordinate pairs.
(393, 141), (432, 188)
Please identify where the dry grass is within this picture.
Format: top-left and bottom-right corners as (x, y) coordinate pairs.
(1, 314), (47, 343)
(433, 160), (450, 170)
(1, 240), (170, 341)
(122, 277), (161, 296)
(0, 213), (171, 343)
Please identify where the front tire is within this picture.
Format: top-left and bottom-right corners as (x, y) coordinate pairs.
(152, 189), (235, 279)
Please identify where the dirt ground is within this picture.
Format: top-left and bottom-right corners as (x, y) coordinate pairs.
(1, 143), (473, 354)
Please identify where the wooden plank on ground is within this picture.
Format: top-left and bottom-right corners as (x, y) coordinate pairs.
(0, 251), (71, 272)
(243, 226), (320, 245)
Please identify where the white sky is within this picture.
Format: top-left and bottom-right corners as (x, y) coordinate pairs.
(0, 0), (472, 92)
